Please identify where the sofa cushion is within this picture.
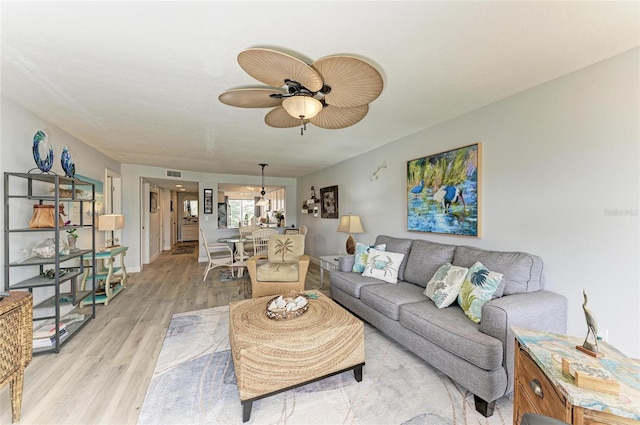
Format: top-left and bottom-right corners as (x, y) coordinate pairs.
(352, 243), (386, 273)
(457, 262), (503, 323)
(330, 270), (382, 298)
(374, 235), (413, 281)
(360, 282), (426, 321)
(404, 239), (457, 287)
(399, 301), (503, 371)
(362, 248), (405, 283)
(452, 245), (543, 296)
(424, 263), (469, 308)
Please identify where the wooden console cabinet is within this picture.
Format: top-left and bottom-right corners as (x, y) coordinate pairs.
(0, 292), (33, 422)
(513, 327), (640, 425)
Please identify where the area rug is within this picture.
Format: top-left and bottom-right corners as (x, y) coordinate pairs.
(220, 269), (246, 282)
(138, 306), (512, 425)
(172, 244), (196, 255)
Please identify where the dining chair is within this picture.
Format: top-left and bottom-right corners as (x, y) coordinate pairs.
(238, 225), (259, 260)
(200, 228), (235, 281)
(252, 228), (278, 257)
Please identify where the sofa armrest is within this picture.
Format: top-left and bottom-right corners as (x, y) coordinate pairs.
(481, 290), (567, 394)
(338, 255), (355, 272)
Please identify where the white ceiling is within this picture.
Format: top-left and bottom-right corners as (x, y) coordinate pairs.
(2, 1), (638, 182)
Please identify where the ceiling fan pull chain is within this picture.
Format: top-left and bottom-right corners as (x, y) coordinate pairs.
(300, 117), (307, 135)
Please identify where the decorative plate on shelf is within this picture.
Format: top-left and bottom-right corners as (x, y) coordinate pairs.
(266, 294), (309, 320)
(32, 130), (54, 172)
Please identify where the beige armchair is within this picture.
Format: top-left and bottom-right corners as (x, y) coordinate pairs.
(246, 234), (310, 298)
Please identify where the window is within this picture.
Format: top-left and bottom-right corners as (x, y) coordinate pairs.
(268, 188), (286, 214)
(227, 199), (255, 228)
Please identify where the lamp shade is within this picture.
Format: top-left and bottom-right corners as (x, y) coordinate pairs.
(255, 197), (269, 207)
(282, 96), (323, 120)
(98, 214), (125, 231)
(337, 214), (364, 255)
(337, 214), (364, 234)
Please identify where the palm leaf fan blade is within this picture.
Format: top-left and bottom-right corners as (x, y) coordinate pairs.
(238, 48), (323, 91)
(310, 104), (368, 129)
(264, 107), (305, 128)
(218, 88), (284, 108)
(312, 56), (383, 108)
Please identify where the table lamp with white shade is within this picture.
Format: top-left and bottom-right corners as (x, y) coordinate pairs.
(98, 214), (125, 248)
(337, 214), (364, 255)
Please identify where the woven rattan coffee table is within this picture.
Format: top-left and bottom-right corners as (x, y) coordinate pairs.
(229, 291), (365, 422)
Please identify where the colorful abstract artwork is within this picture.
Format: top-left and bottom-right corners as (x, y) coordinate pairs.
(407, 143), (481, 236)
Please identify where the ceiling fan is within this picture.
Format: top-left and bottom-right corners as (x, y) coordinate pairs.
(219, 48), (384, 134)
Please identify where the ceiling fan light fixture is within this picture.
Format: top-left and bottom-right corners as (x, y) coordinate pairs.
(282, 96), (323, 120)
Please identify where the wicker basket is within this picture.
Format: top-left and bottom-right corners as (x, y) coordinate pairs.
(265, 293), (309, 320)
(50, 188), (85, 198)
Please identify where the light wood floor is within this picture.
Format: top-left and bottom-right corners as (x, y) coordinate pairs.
(0, 244), (328, 424)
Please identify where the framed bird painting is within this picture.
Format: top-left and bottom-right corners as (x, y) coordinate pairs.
(407, 143), (481, 237)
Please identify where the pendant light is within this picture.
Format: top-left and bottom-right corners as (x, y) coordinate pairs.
(255, 163), (269, 207)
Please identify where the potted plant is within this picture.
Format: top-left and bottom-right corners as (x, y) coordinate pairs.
(274, 210), (285, 227)
(66, 228), (78, 251)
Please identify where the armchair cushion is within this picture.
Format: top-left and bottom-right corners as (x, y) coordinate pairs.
(267, 235), (305, 262)
(257, 262), (300, 282)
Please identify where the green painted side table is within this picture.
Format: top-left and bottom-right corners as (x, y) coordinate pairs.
(80, 246), (128, 306)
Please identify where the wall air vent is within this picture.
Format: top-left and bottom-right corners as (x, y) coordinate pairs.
(166, 170), (182, 178)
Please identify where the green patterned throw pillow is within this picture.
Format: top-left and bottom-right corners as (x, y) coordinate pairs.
(352, 243), (386, 273)
(457, 261), (503, 323)
(362, 248), (405, 283)
(424, 263), (469, 308)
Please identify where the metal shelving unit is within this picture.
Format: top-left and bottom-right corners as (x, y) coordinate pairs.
(4, 172), (97, 353)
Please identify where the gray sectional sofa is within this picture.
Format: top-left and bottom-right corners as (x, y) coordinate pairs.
(329, 235), (567, 417)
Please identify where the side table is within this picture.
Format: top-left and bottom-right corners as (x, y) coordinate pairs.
(318, 255), (343, 289)
(80, 246), (128, 306)
(512, 326), (640, 425)
(0, 291), (33, 423)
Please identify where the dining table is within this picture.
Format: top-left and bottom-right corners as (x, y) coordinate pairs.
(217, 236), (253, 277)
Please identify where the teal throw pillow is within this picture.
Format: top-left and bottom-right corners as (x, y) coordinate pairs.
(352, 243), (386, 273)
(457, 261), (503, 323)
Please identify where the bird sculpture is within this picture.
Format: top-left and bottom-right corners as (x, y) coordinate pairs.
(370, 160), (387, 181)
(581, 290), (599, 353)
(410, 179), (425, 196)
(434, 185), (466, 213)
(60, 146), (76, 178)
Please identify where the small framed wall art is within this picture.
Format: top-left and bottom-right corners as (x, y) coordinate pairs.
(150, 191), (158, 213)
(407, 143), (481, 237)
(203, 188), (213, 214)
(320, 185), (339, 219)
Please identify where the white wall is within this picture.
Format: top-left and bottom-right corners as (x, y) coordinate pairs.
(0, 96), (121, 305)
(120, 163), (297, 269)
(297, 48), (640, 357)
